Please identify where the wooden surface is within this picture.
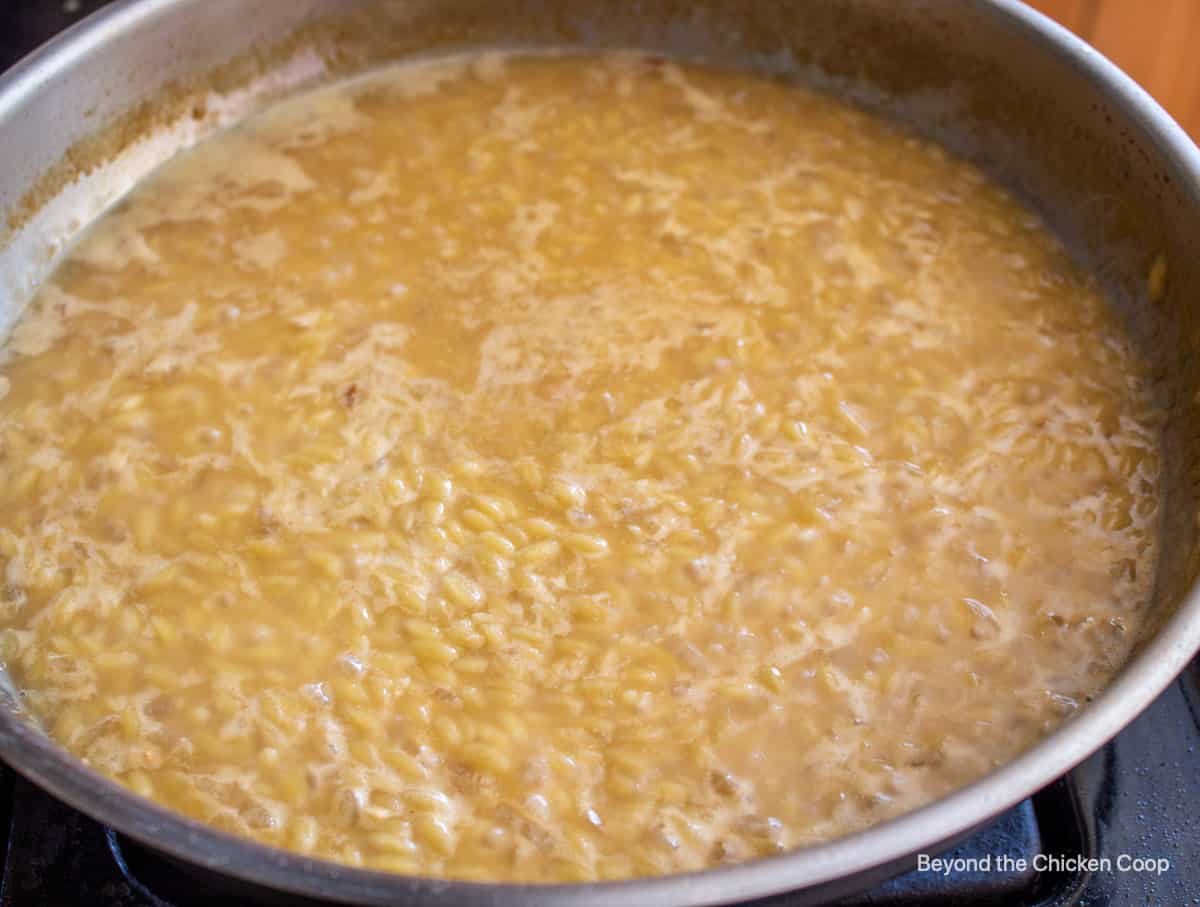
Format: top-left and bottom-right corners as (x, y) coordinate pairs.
(1025, 0), (1200, 142)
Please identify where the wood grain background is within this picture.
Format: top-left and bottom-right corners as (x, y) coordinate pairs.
(1026, 0), (1200, 142)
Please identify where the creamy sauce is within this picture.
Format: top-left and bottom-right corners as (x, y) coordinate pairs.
(0, 52), (1161, 881)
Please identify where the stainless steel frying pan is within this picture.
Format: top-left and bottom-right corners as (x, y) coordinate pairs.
(1, 2), (1199, 903)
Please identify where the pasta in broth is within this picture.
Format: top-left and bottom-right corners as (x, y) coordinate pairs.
(0, 51), (1161, 881)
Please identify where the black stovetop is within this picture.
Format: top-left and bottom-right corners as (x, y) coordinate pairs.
(1, 2), (1199, 905)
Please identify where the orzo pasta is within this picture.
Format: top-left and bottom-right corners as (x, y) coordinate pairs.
(0, 52), (1161, 881)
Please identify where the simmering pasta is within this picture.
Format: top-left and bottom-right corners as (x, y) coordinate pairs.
(0, 52), (1161, 881)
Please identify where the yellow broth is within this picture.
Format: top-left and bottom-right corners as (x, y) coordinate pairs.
(0, 52), (1161, 881)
